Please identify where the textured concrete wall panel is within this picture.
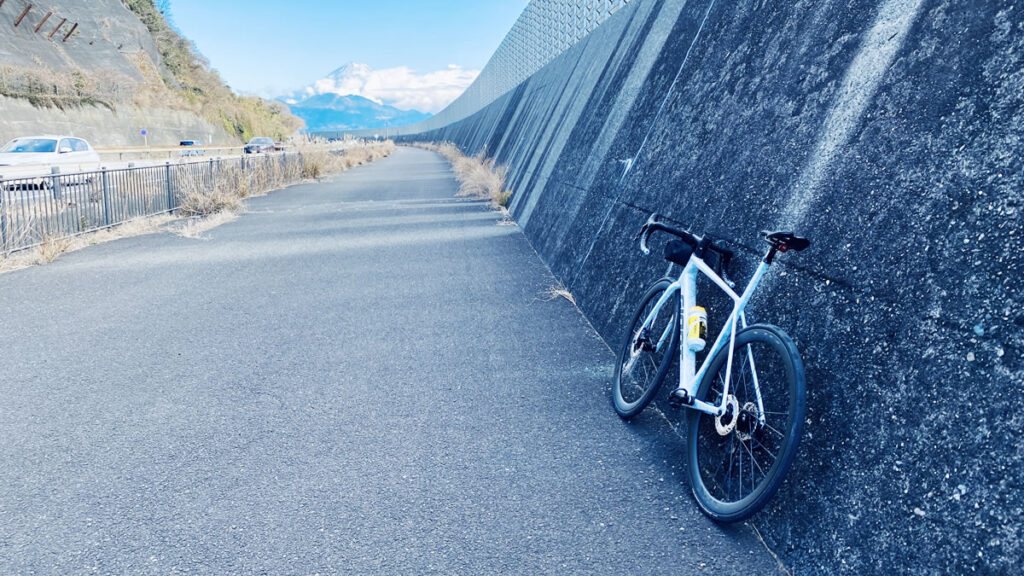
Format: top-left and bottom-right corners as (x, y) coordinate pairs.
(401, 2), (1023, 571)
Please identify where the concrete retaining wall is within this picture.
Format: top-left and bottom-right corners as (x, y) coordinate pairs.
(403, 0), (1024, 573)
(0, 95), (230, 147)
(0, 0), (233, 146)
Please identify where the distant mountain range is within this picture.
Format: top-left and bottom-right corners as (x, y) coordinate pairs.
(280, 63), (434, 133)
(284, 93), (430, 133)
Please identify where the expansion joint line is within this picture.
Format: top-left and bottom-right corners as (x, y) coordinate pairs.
(570, 0), (720, 289)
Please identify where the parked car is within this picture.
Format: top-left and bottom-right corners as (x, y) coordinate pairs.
(244, 137), (276, 154)
(179, 140), (205, 157)
(0, 135), (101, 174)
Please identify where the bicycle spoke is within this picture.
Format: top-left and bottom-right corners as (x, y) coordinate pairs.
(762, 422), (785, 438)
(739, 351), (752, 401)
(742, 437), (766, 486)
(741, 432), (749, 500)
(749, 436), (778, 466)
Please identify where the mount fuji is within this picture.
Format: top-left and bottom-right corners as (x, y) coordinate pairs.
(284, 93), (430, 133)
(280, 62), (477, 132)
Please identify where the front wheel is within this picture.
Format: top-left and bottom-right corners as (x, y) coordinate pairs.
(612, 279), (679, 419)
(686, 324), (805, 523)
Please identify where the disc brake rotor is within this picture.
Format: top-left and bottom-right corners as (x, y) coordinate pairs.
(715, 395), (740, 436)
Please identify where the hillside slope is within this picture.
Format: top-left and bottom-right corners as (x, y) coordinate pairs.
(0, 0), (300, 146)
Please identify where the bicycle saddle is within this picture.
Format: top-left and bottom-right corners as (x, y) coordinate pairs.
(763, 231), (811, 252)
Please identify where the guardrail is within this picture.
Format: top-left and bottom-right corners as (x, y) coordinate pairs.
(96, 146), (248, 164)
(0, 152), (301, 256)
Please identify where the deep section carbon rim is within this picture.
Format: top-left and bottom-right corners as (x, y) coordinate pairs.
(687, 325), (805, 522)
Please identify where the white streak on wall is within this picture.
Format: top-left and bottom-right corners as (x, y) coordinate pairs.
(779, 0), (925, 228)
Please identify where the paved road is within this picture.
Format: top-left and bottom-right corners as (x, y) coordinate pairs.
(0, 147), (777, 574)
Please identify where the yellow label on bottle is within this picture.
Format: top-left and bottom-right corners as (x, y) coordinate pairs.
(688, 317), (707, 340)
(687, 306), (707, 343)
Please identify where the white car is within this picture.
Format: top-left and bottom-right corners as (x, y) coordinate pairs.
(0, 136), (102, 180)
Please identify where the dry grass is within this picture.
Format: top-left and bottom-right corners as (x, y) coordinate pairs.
(413, 142), (513, 210)
(543, 284), (577, 306)
(0, 65), (129, 110)
(0, 140), (396, 272)
(177, 178), (246, 217)
(176, 139), (393, 218)
(38, 236), (72, 263)
(0, 215), (174, 274)
(295, 139), (397, 179)
(174, 211), (240, 239)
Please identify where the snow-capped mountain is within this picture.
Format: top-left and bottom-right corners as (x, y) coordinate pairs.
(280, 63), (376, 105)
(279, 62), (478, 131)
(285, 93), (431, 133)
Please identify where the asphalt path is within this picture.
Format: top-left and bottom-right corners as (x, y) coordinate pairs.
(0, 147), (778, 574)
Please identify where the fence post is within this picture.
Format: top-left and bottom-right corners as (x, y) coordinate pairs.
(101, 168), (110, 226)
(50, 166), (61, 200)
(0, 175), (7, 256)
(208, 158), (214, 188)
(165, 162), (174, 212)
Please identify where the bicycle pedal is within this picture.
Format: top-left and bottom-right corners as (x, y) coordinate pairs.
(668, 388), (692, 408)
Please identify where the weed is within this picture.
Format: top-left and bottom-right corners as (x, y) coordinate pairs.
(544, 284), (577, 306)
(413, 142), (513, 210)
(294, 139), (396, 180)
(38, 236), (71, 262)
(174, 212), (239, 239)
(0, 140), (392, 271)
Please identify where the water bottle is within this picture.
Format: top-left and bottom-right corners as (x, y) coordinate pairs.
(687, 306), (707, 351)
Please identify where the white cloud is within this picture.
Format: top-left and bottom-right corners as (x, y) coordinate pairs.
(288, 63), (479, 114)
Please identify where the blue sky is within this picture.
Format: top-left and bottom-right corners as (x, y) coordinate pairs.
(165, 0), (530, 105)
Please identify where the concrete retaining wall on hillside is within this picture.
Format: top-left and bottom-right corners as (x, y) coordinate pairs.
(0, 0), (161, 81)
(0, 95), (229, 148)
(0, 0), (233, 146)
(402, 0), (1024, 573)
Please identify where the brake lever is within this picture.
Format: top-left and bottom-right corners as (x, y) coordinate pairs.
(636, 213), (660, 256)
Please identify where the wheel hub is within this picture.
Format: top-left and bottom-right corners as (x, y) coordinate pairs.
(630, 328), (646, 356)
(735, 402), (760, 442)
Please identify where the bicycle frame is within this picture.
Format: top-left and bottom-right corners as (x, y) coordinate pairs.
(626, 254), (771, 419)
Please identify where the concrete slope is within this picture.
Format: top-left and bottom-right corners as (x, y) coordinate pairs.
(402, 1), (1024, 574)
(0, 147), (777, 575)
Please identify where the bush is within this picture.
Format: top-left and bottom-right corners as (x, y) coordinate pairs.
(414, 142), (512, 209)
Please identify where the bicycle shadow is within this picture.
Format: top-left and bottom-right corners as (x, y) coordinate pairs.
(611, 372), (765, 544)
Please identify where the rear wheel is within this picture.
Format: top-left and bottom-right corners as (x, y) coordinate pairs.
(612, 279), (679, 419)
(686, 324), (805, 523)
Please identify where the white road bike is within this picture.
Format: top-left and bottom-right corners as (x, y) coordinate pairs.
(613, 213), (809, 523)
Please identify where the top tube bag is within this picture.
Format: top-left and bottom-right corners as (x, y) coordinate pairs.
(664, 239), (694, 266)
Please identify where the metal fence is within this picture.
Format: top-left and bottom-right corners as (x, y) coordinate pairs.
(321, 0), (635, 139)
(0, 153), (302, 256)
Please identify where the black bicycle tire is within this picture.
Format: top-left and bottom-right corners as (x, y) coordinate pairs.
(612, 278), (680, 419)
(686, 324), (805, 523)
